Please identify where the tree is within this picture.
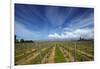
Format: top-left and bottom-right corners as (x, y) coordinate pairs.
(20, 39), (24, 43)
(15, 35), (16, 42)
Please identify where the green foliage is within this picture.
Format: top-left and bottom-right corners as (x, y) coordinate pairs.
(55, 46), (66, 63)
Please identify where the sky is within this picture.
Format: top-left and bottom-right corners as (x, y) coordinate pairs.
(15, 4), (94, 41)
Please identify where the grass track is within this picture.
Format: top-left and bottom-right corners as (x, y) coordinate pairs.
(55, 46), (66, 63)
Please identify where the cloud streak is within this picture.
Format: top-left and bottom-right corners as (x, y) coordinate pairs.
(15, 4), (94, 40)
(15, 21), (35, 40)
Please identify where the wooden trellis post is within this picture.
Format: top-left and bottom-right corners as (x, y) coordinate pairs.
(74, 42), (76, 62)
(38, 45), (42, 64)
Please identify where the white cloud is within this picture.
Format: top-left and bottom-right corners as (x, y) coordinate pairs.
(48, 33), (61, 39)
(73, 28), (94, 39)
(48, 28), (94, 40)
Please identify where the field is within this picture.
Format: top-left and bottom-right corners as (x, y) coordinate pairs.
(15, 41), (94, 65)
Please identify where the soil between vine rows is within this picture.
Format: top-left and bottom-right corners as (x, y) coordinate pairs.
(15, 41), (94, 65)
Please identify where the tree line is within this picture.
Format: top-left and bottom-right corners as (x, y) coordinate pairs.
(15, 35), (34, 43)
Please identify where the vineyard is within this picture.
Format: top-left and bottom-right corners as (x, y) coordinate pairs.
(15, 41), (94, 65)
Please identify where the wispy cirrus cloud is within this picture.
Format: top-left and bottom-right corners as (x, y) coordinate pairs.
(15, 21), (49, 40)
(15, 21), (35, 40)
(15, 4), (94, 40)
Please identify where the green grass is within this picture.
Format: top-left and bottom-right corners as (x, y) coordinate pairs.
(55, 46), (66, 63)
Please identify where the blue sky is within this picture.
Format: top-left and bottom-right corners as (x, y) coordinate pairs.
(15, 4), (94, 41)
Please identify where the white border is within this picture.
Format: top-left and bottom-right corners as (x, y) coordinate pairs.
(0, 0), (10, 69)
(11, 1), (14, 69)
(11, 0), (95, 69)
(14, 0), (95, 8)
